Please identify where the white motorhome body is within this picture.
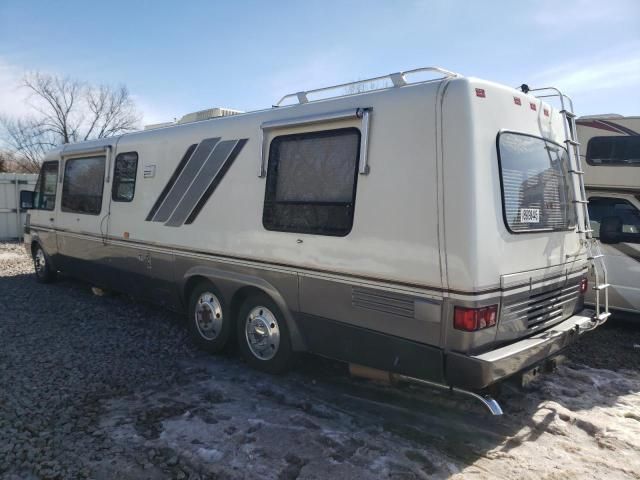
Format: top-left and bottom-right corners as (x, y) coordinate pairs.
(24, 68), (604, 410)
(577, 115), (640, 314)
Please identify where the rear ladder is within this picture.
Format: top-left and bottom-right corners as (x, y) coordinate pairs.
(522, 86), (611, 324)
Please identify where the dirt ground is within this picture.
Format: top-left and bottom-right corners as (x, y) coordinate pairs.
(1, 241), (639, 479)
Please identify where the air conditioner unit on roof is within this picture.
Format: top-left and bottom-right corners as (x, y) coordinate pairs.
(178, 107), (244, 124)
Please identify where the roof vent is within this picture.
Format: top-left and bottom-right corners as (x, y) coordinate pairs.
(178, 107), (244, 124)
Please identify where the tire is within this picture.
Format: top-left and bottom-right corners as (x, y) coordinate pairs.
(187, 281), (231, 354)
(237, 293), (293, 374)
(33, 244), (56, 284)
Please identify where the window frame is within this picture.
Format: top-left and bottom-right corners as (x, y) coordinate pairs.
(588, 196), (640, 244)
(33, 160), (59, 211)
(61, 155), (106, 216)
(111, 151), (139, 202)
(586, 135), (640, 167)
(262, 127), (361, 237)
(496, 130), (576, 235)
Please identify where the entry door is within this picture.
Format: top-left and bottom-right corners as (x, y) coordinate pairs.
(104, 150), (179, 307)
(55, 155), (110, 282)
(29, 160), (60, 259)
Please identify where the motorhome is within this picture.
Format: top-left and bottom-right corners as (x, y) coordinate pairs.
(577, 115), (640, 315)
(22, 67), (610, 414)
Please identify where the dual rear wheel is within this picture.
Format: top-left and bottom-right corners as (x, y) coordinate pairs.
(187, 282), (293, 374)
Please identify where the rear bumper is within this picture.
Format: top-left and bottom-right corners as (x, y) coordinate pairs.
(445, 308), (596, 390)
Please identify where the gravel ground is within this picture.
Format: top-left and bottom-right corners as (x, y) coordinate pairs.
(1, 241), (640, 479)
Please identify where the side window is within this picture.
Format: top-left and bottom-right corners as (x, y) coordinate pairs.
(61, 156), (106, 215)
(262, 128), (361, 236)
(33, 161), (59, 211)
(586, 136), (640, 166)
(112, 152), (138, 202)
(588, 197), (640, 243)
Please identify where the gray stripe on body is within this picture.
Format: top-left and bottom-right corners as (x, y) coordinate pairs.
(151, 137), (220, 222)
(165, 140), (238, 227)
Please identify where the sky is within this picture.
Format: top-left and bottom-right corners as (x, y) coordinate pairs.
(1, 0), (639, 127)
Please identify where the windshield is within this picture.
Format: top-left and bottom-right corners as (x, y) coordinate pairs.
(498, 132), (576, 233)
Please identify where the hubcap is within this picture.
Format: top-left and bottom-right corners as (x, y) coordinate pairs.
(194, 292), (223, 341)
(245, 306), (280, 361)
(34, 249), (46, 275)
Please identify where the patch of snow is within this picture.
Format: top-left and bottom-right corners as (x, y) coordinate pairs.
(196, 447), (223, 463)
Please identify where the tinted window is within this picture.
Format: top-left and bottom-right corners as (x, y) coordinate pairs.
(498, 132), (576, 233)
(112, 152), (138, 202)
(263, 128), (360, 236)
(62, 156), (106, 215)
(588, 197), (640, 243)
(586, 136), (640, 166)
(33, 161), (58, 211)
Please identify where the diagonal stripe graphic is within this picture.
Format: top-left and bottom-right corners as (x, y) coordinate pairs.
(145, 143), (197, 221)
(165, 140), (239, 227)
(185, 138), (248, 225)
(151, 137), (220, 222)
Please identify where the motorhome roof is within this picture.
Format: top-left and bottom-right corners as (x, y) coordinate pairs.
(45, 65), (565, 161)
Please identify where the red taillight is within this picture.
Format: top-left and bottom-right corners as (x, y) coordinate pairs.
(454, 305), (498, 332)
(580, 278), (588, 294)
(475, 88), (486, 98)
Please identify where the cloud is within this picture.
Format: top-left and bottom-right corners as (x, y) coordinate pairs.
(0, 55), (173, 131)
(531, 0), (637, 30)
(263, 51), (356, 106)
(0, 58), (32, 118)
(531, 48), (640, 95)
(130, 94), (178, 127)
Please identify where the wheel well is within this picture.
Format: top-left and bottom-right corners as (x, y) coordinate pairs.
(229, 286), (265, 324)
(30, 240), (40, 256)
(183, 275), (209, 306)
(183, 277), (266, 323)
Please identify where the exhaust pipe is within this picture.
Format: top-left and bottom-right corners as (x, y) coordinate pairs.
(348, 363), (503, 416)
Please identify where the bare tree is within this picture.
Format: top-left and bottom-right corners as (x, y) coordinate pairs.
(1, 117), (56, 172)
(0, 72), (141, 169)
(0, 150), (36, 173)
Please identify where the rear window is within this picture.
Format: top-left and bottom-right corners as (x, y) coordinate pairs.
(586, 136), (640, 166)
(497, 132), (576, 233)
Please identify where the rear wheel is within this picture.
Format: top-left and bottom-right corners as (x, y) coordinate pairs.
(187, 281), (231, 353)
(237, 293), (293, 374)
(33, 244), (56, 283)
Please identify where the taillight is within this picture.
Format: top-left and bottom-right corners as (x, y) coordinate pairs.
(454, 305), (498, 332)
(579, 278), (588, 294)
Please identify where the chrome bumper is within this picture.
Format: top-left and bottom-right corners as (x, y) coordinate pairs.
(445, 309), (597, 390)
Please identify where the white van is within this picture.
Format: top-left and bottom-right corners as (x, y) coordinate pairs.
(22, 67), (608, 414)
(577, 115), (640, 315)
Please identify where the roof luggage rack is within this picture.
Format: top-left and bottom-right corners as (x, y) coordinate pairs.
(274, 66), (459, 106)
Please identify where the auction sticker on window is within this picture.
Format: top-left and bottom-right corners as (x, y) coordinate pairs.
(520, 208), (540, 223)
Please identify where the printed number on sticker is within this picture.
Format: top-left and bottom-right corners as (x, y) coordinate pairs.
(520, 208), (540, 223)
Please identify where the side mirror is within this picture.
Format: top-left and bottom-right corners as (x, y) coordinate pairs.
(20, 190), (34, 210)
(599, 216), (622, 244)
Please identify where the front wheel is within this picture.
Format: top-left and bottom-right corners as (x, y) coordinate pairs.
(33, 244), (56, 283)
(237, 293), (293, 374)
